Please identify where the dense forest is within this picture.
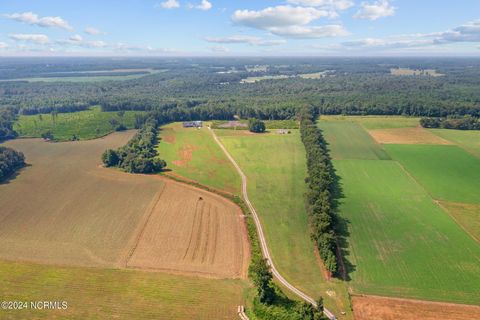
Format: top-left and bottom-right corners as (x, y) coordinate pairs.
(1, 57), (480, 120)
(0, 109), (17, 141)
(300, 107), (339, 275)
(0, 146), (25, 181)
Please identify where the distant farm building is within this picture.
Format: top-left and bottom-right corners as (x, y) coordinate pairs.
(183, 121), (203, 128)
(277, 129), (291, 134)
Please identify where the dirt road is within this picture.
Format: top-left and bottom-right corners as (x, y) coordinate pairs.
(209, 128), (336, 320)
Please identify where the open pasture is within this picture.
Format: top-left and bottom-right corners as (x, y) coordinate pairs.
(430, 128), (480, 159)
(217, 129), (353, 317)
(14, 106), (143, 141)
(318, 121), (390, 160)
(0, 132), (248, 279)
(157, 123), (240, 194)
(0, 259), (248, 320)
(385, 144), (480, 204)
(335, 159), (480, 304)
(320, 115), (420, 130)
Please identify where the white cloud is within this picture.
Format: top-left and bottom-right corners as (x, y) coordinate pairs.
(196, 0), (212, 11)
(205, 35), (286, 46)
(354, 0), (395, 20)
(433, 20), (480, 43)
(69, 34), (83, 42)
(57, 36), (107, 48)
(286, 0), (354, 11)
(5, 12), (73, 30)
(269, 24), (349, 38)
(9, 33), (49, 44)
(232, 6), (331, 30)
(84, 27), (103, 35)
(159, 0), (180, 9)
(0, 42), (8, 49)
(210, 45), (229, 53)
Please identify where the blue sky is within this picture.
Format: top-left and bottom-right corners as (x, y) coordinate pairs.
(1, 0), (480, 56)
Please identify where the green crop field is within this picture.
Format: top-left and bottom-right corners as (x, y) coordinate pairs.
(430, 129), (480, 159)
(157, 123), (240, 194)
(321, 115), (420, 130)
(318, 121), (390, 160)
(0, 259), (248, 320)
(14, 107), (144, 141)
(217, 129), (352, 318)
(334, 159), (480, 304)
(385, 145), (480, 204)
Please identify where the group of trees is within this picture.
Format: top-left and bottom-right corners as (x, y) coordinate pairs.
(420, 116), (480, 130)
(300, 107), (338, 275)
(102, 117), (166, 173)
(249, 257), (326, 320)
(0, 109), (17, 141)
(0, 146), (25, 181)
(248, 118), (266, 133)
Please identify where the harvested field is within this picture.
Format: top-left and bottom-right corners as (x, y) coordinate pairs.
(369, 127), (452, 145)
(127, 180), (250, 279)
(352, 295), (480, 320)
(439, 201), (480, 242)
(0, 133), (248, 279)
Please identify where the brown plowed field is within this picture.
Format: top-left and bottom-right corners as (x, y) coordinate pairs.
(0, 133), (249, 279)
(127, 180), (250, 278)
(368, 127), (452, 145)
(352, 295), (480, 320)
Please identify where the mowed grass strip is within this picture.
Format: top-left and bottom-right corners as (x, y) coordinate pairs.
(0, 260), (249, 320)
(217, 129), (352, 318)
(14, 106), (144, 141)
(318, 120), (390, 160)
(385, 145), (480, 204)
(430, 129), (480, 159)
(335, 159), (480, 304)
(157, 123), (240, 194)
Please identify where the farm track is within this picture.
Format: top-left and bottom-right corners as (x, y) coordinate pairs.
(209, 128), (336, 320)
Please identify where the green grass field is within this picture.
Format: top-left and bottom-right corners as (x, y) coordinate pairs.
(217, 129), (352, 318)
(157, 123), (240, 194)
(335, 159), (480, 304)
(0, 259), (249, 320)
(430, 128), (480, 159)
(320, 115), (420, 129)
(318, 121), (390, 160)
(14, 107), (143, 141)
(385, 145), (480, 204)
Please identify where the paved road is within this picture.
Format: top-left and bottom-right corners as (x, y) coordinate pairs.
(209, 128), (336, 320)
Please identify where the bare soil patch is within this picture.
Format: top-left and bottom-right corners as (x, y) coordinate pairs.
(172, 144), (198, 167)
(352, 295), (480, 320)
(127, 179), (250, 279)
(369, 127), (452, 145)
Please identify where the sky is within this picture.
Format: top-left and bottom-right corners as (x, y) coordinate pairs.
(0, 0), (480, 56)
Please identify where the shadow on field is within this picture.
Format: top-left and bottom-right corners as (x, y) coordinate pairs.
(330, 155), (356, 282)
(0, 164), (30, 185)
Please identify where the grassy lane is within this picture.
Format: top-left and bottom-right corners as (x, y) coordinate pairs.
(0, 260), (249, 320)
(14, 106), (143, 141)
(157, 123), (240, 194)
(217, 129), (352, 318)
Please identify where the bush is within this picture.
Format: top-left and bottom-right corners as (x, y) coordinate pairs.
(249, 118), (266, 133)
(0, 146), (25, 181)
(102, 149), (120, 167)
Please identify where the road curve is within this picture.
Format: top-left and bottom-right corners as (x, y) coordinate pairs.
(209, 128), (336, 320)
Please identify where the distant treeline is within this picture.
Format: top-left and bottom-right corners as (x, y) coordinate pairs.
(420, 116), (480, 130)
(300, 107), (338, 275)
(0, 109), (17, 141)
(19, 103), (90, 115)
(0, 146), (25, 181)
(102, 118), (166, 174)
